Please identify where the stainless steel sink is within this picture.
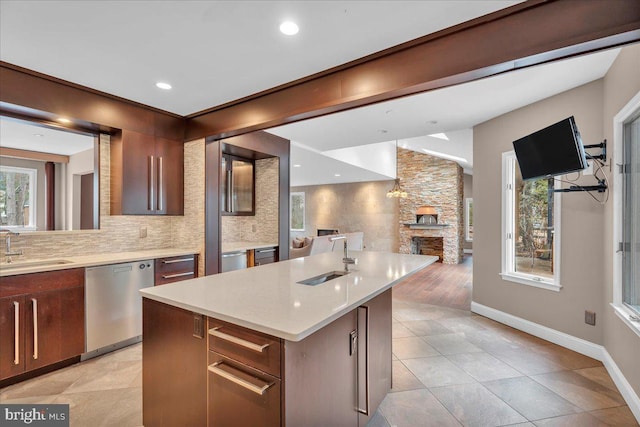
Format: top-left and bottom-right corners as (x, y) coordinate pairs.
(0, 259), (73, 270)
(297, 270), (350, 286)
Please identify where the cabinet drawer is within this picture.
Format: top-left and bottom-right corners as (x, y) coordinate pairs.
(254, 247), (277, 260)
(255, 256), (275, 266)
(208, 318), (281, 378)
(208, 352), (280, 427)
(155, 255), (196, 285)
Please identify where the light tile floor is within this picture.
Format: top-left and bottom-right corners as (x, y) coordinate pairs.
(1, 300), (638, 426)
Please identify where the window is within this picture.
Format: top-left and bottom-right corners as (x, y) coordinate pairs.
(501, 152), (561, 291)
(0, 165), (37, 230)
(465, 198), (473, 241)
(612, 91), (640, 336)
(290, 192), (305, 231)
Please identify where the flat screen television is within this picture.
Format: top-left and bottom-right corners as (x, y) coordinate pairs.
(512, 116), (587, 180)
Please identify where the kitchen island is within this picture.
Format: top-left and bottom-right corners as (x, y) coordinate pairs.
(140, 251), (436, 426)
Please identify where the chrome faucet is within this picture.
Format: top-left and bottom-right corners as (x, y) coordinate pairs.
(0, 229), (24, 263)
(330, 235), (357, 271)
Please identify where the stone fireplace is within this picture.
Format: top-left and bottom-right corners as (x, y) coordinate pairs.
(397, 148), (464, 264)
(411, 236), (444, 261)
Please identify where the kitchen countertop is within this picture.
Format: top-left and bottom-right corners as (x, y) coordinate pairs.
(140, 251), (437, 342)
(221, 241), (278, 253)
(0, 248), (198, 277)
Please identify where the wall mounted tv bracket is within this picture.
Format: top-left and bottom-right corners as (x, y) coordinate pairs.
(553, 140), (608, 193)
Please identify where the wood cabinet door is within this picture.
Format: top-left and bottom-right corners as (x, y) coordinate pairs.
(154, 137), (184, 215)
(120, 130), (156, 215)
(0, 295), (25, 380)
(24, 287), (85, 371)
(358, 289), (392, 427)
(284, 309), (358, 427)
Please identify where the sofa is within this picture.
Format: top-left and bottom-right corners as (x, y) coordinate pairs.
(290, 232), (364, 259)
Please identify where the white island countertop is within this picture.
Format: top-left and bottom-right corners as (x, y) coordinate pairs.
(140, 251), (437, 342)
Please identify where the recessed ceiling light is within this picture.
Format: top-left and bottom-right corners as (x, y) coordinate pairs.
(156, 82), (172, 90)
(280, 21), (299, 35)
(58, 118), (71, 124)
(428, 133), (449, 141)
(33, 133), (44, 137)
(293, 164), (301, 168)
(379, 129), (388, 134)
(334, 173), (341, 177)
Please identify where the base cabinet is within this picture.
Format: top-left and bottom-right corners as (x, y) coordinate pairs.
(0, 269), (85, 382)
(142, 289), (392, 427)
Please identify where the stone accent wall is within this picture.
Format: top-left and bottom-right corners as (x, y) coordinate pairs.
(221, 157), (279, 244)
(290, 180), (399, 252)
(398, 148), (463, 264)
(171, 139), (206, 277)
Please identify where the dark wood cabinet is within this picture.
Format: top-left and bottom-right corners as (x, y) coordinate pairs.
(221, 154), (254, 216)
(142, 289), (393, 427)
(0, 268), (85, 382)
(111, 129), (184, 215)
(143, 298), (207, 427)
(155, 254), (198, 285)
(254, 247), (278, 267)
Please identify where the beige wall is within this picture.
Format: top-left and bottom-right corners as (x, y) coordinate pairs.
(474, 79), (605, 344)
(473, 44), (640, 397)
(290, 180), (399, 252)
(602, 44), (640, 396)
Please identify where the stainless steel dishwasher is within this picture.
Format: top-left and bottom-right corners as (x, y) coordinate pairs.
(84, 260), (154, 358)
(221, 251), (247, 272)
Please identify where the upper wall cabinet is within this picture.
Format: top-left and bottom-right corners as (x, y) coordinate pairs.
(110, 130), (184, 215)
(221, 154), (254, 216)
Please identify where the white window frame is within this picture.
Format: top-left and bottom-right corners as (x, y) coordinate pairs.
(501, 151), (562, 292)
(465, 197), (473, 242)
(611, 89), (640, 338)
(0, 165), (37, 231)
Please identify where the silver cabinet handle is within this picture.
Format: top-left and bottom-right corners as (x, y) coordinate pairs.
(157, 156), (163, 211)
(13, 301), (19, 365)
(208, 362), (273, 395)
(162, 257), (194, 264)
(356, 305), (370, 415)
(226, 169), (233, 212)
(256, 248), (276, 253)
(209, 327), (270, 353)
(32, 298), (38, 360)
(162, 272), (194, 279)
(148, 155), (155, 211)
(221, 252), (245, 258)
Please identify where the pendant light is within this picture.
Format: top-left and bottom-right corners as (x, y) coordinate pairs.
(386, 140), (408, 198)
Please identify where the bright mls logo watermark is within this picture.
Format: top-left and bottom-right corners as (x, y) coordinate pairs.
(1, 404), (69, 426)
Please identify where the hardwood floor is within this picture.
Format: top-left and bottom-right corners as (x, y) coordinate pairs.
(393, 255), (473, 311)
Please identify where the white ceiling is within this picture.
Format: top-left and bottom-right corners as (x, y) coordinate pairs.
(271, 48), (621, 185)
(0, 2), (627, 187)
(0, 1), (521, 116)
(0, 118), (94, 156)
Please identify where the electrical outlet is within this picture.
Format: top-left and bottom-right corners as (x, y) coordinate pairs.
(139, 227), (147, 238)
(585, 310), (596, 326)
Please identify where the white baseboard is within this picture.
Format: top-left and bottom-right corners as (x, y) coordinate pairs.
(471, 301), (640, 422)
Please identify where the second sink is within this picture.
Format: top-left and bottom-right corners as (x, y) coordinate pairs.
(298, 270), (350, 286)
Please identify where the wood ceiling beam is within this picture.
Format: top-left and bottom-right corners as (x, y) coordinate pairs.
(185, 0), (640, 142)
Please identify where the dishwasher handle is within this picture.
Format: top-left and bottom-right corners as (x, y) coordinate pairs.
(222, 252), (246, 258)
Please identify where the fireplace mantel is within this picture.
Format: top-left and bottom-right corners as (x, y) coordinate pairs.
(404, 223), (450, 229)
